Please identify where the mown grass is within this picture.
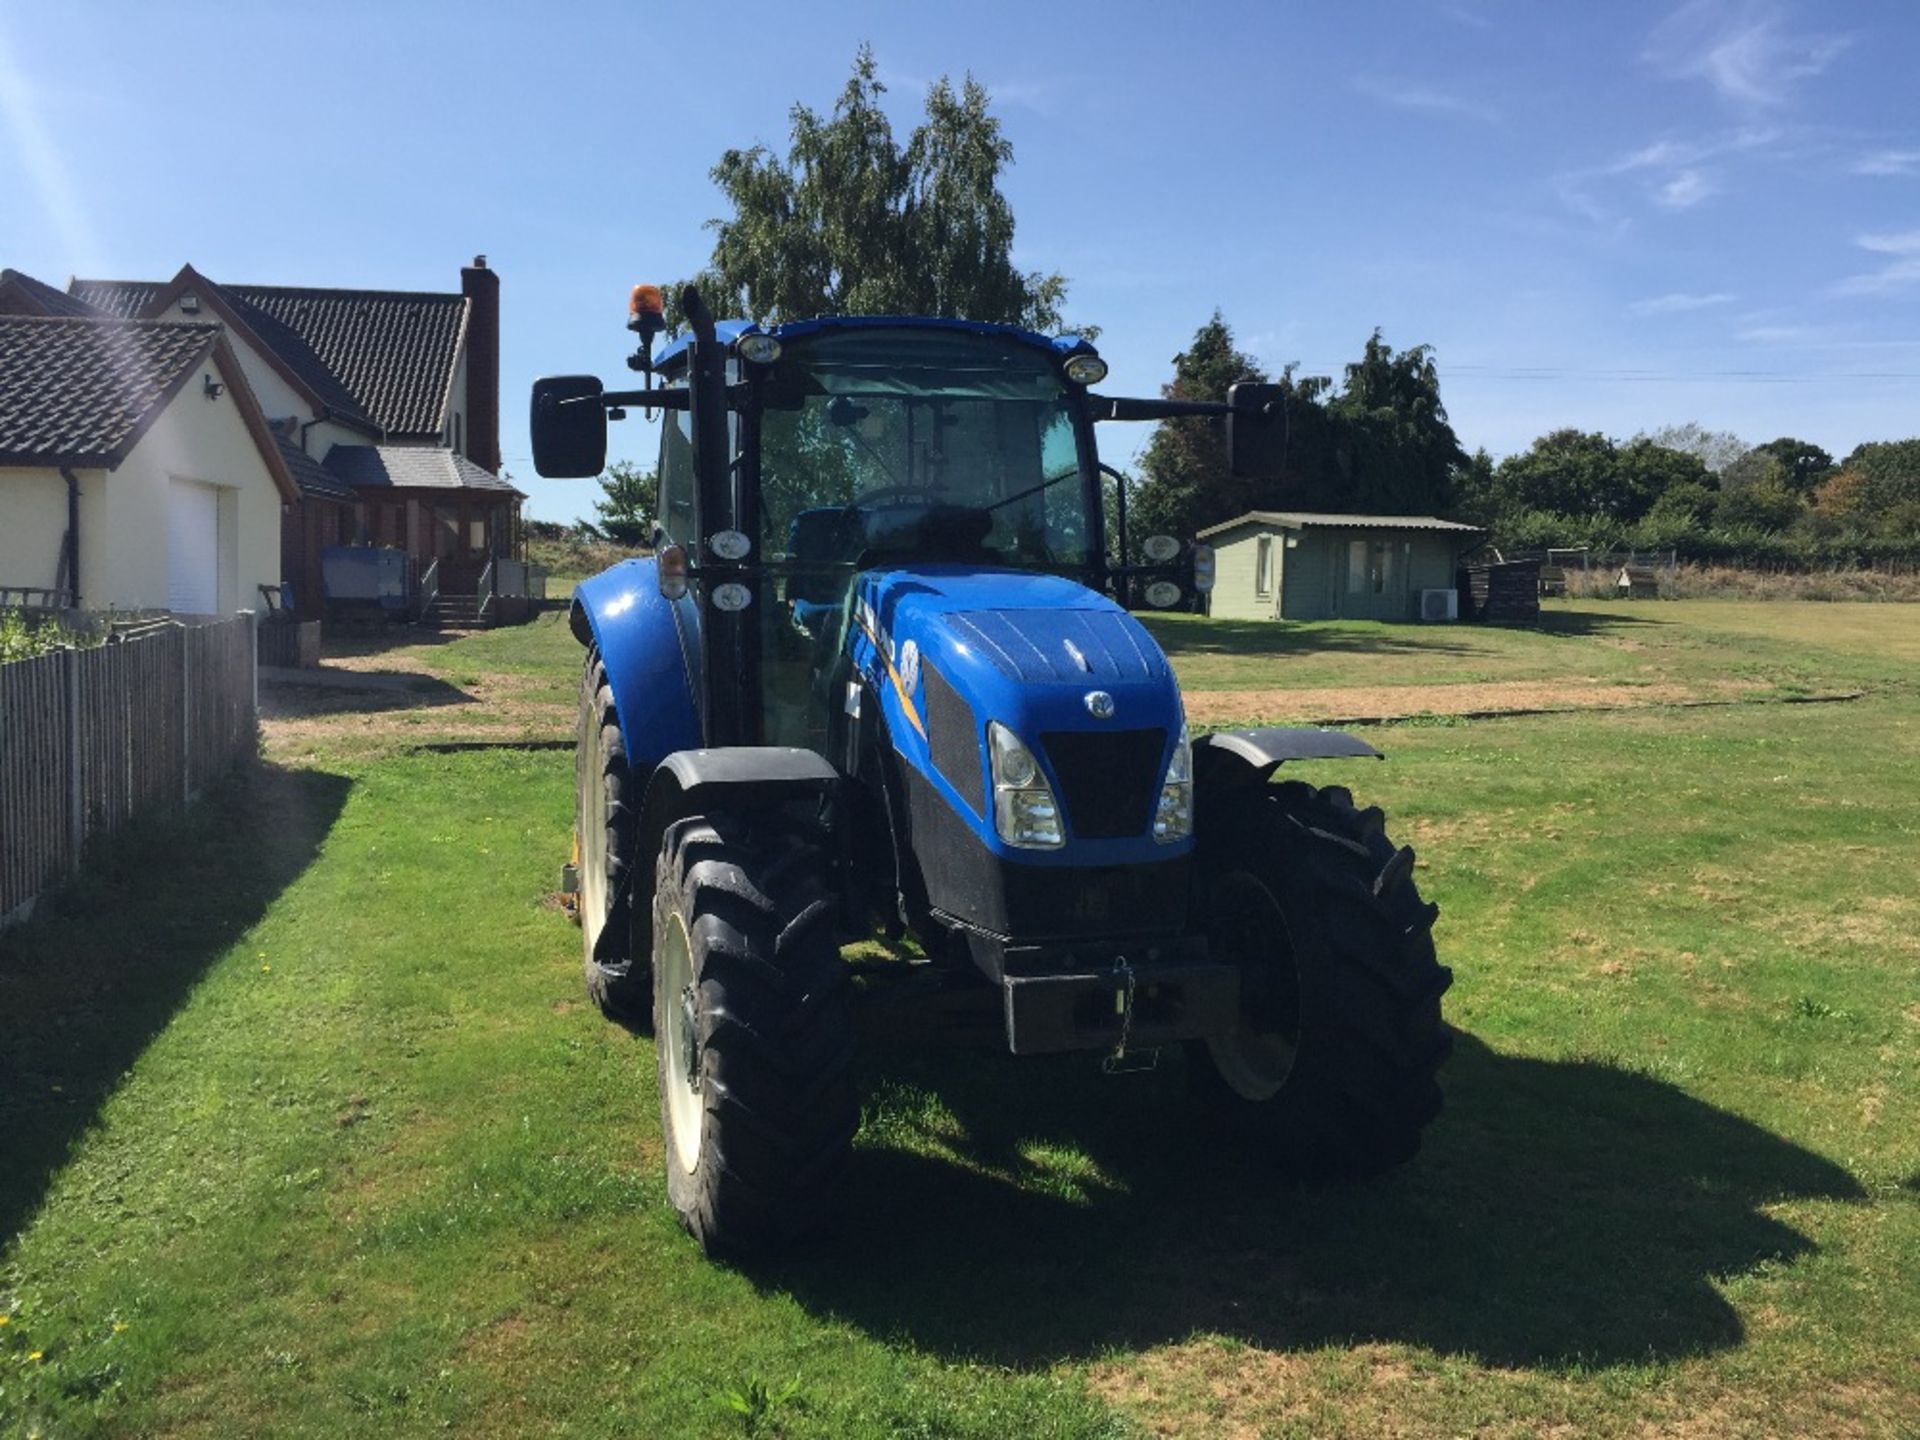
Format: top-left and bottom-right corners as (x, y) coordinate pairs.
(4, 601), (1918, 1437)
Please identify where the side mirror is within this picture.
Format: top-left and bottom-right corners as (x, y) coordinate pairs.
(1227, 382), (1287, 481)
(530, 375), (607, 478)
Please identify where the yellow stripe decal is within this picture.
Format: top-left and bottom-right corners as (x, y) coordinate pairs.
(856, 612), (926, 740)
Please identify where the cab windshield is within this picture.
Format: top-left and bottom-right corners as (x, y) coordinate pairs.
(756, 327), (1093, 573)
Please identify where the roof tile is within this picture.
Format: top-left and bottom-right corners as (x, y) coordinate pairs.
(0, 316), (219, 466)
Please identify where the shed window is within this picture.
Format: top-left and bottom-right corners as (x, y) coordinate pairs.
(1255, 535), (1275, 596)
(1348, 539), (1397, 595)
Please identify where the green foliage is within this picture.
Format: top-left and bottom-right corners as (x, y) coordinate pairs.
(1130, 316), (1465, 541)
(679, 47), (1074, 333)
(1493, 430), (1705, 524)
(0, 609), (100, 663)
(590, 459), (656, 546)
(1129, 312), (1268, 542)
(1754, 437), (1836, 493)
(717, 1374), (805, 1436)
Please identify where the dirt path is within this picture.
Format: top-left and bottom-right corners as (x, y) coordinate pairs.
(1181, 678), (1763, 725)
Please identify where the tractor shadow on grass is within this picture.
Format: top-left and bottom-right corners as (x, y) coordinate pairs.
(0, 762), (350, 1251)
(748, 1032), (1863, 1371)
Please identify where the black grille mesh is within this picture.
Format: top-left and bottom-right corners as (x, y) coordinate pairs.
(1041, 728), (1167, 840)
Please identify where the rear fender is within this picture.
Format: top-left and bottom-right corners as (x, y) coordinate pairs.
(1193, 727), (1381, 789)
(570, 558), (701, 771)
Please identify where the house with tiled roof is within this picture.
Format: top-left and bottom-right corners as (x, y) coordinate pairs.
(0, 311), (297, 613)
(60, 258), (519, 621)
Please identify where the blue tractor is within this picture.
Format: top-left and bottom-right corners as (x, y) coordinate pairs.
(533, 286), (1451, 1254)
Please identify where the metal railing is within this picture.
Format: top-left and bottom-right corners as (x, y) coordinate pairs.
(477, 560), (496, 622)
(417, 557), (440, 625)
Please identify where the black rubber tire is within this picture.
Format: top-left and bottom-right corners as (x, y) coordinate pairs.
(651, 813), (858, 1256)
(578, 647), (648, 1026)
(1189, 777), (1452, 1176)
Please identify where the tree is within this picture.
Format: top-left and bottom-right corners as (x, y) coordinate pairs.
(1640, 423), (1749, 475)
(680, 47), (1072, 332)
(1128, 312), (1270, 543)
(591, 460), (656, 546)
(1319, 330), (1467, 514)
(1752, 437), (1834, 493)
(1493, 431), (1707, 527)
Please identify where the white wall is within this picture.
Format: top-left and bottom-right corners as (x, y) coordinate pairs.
(155, 297), (313, 426)
(82, 361), (284, 614)
(0, 467), (77, 594)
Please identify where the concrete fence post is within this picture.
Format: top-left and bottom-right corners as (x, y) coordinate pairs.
(181, 624), (192, 804)
(65, 646), (82, 875)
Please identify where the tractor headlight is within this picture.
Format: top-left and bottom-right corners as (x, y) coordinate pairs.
(988, 722), (1064, 849)
(1063, 352), (1108, 386)
(1153, 721), (1193, 843)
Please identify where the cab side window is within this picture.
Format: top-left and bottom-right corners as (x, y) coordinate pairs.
(659, 409), (696, 543)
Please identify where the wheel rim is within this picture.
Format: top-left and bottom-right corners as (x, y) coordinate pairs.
(660, 911), (704, 1174)
(579, 730), (609, 959)
(1203, 868), (1303, 1101)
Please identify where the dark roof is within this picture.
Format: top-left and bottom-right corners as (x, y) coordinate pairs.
(226, 286), (467, 437)
(66, 279), (160, 318)
(1199, 511), (1487, 539)
(323, 444), (522, 496)
(275, 434), (354, 502)
(69, 276), (469, 438)
(0, 315), (219, 466)
(0, 269), (104, 318)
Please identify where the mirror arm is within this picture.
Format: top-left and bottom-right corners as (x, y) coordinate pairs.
(594, 386), (691, 411)
(1086, 394), (1233, 423)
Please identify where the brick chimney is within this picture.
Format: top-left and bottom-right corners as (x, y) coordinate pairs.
(460, 254), (501, 473)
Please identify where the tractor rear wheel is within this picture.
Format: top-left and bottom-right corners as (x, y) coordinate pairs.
(578, 647), (647, 1026)
(652, 813), (858, 1255)
(1190, 778), (1451, 1175)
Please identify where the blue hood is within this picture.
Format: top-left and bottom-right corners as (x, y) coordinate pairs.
(848, 566), (1187, 866)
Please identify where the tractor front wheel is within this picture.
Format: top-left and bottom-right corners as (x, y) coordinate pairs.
(578, 648), (648, 1025)
(1190, 778), (1451, 1175)
(652, 813), (858, 1255)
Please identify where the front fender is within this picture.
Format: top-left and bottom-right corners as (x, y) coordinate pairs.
(570, 558), (701, 771)
(1194, 727), (1381, 788)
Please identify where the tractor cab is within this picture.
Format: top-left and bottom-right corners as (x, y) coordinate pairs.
(531, 285), (1450, 1258)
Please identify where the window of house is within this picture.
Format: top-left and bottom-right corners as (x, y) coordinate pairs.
(470, 519), (486, 551)
(1255, 535), (1275, 596)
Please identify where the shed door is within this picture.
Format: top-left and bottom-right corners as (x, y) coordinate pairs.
(168, 478), (220, 613)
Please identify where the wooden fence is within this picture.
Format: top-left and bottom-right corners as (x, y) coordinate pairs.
(0, 615), (256, 925)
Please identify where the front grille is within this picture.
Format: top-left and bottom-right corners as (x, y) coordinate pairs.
(1041, 728), (1167, 840)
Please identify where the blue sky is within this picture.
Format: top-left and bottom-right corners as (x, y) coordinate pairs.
(3, 0), (1917, 523)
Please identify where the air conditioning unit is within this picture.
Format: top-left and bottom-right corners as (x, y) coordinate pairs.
(1419, 588), (1458, 622)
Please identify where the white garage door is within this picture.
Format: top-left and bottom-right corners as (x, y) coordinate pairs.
(167, 478), (220, 614)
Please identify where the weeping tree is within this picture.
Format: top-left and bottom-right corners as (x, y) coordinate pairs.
(677, 46), (1074, 331)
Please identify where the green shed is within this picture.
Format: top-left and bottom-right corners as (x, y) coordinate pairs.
(1198, 511), (1486, 622)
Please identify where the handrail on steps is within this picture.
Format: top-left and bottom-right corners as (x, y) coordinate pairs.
(477, 560), (495, 623)
(418, 558), (440, 626)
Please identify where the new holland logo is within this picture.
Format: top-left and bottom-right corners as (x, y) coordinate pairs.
(1084, 691), (1115, 719)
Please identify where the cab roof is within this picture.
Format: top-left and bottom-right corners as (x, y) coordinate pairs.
(650, 314), (1095, 376)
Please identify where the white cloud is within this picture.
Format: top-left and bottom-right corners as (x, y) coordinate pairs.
(1827, 233), (1920, 297)
(1353, 76), (1500, 123)
(1644, 1), (1851, 108)
(1857, 229), (1920, 255)
(1654, 169), (1718, 208)
(1851, 149), (1920, 177)
(1632, 291), (1736, 315)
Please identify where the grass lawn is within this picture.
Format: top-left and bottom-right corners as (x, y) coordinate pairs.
(4, 599), (1917, 1437)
